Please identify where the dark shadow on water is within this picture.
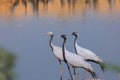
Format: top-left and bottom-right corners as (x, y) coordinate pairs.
(10, 0), (27, 14)
(0, 0), (120, 17)
(93, 0), (98, 11)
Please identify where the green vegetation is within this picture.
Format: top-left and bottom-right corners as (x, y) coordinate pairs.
(105, 63), (120, 73)
(0, 47), (16, 80)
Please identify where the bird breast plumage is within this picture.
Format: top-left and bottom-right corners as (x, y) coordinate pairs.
(52, 45), (64, 61)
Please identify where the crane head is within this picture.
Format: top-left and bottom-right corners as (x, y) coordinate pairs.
(60, 34), (67, 40)
(72, 32), (79, 37)
(47, 32), (53, 36)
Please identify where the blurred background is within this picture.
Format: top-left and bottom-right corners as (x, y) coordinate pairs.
(0, 0), (120, 80)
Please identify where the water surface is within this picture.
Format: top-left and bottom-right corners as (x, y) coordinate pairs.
(0, 0), (120, 80)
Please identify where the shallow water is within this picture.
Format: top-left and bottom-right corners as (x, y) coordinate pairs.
(0, 0), (120, 80)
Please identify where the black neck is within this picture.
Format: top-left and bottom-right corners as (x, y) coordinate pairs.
(62, 38), (67, 63)
(49, 35), (54, 51)
(74, 36), (78, 54)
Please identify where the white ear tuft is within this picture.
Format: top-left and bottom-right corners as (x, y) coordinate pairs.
(47, 32), (53, 36)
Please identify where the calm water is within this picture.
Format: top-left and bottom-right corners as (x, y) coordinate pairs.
(0, 0), (120, 80)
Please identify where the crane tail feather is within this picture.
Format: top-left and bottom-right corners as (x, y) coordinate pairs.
(91, 71), (98, 79)
(85, 59), (106, 72)
(84, 68), (99, 79)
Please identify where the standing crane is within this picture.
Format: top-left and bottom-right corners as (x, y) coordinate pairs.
(47, 32), (73, 80)
(71, 32), (105, 71)
(60, 34), (98, 80)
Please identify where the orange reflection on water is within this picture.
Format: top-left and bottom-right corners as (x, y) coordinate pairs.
(0, 0), (120, 18)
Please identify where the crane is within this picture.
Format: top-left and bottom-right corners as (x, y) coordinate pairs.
(47, 32), (73, 80)
(71, 32), (105, 71)
(60, 34), (98, 80)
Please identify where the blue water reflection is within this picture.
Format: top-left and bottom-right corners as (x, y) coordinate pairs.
(0, 0), (120, 80)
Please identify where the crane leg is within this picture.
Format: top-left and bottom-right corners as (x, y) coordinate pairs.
(73, 68), (76, 80)
(58, 60), (62, 80)
(66, 63), (73, 80)
(73, 68), (80, 80)
(82, 70), (85, 80)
